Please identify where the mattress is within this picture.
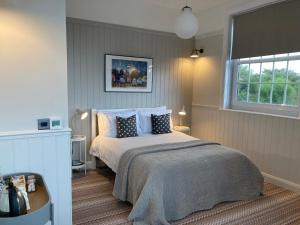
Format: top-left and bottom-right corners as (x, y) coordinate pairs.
(90, 131), (197, 172)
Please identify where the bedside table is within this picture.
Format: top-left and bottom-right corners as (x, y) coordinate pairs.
(173, 126), (191, 135)
(71, 135), (86, 175)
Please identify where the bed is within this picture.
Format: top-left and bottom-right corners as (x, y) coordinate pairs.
(90, 108), (264, 225)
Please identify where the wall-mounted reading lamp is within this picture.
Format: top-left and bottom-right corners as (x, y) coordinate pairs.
(190, 48), (204, 58)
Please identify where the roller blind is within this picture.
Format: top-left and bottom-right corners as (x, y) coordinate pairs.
(231, 0), (300, 59)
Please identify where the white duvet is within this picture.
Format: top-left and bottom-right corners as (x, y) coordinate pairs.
(90, 131), (197, 172)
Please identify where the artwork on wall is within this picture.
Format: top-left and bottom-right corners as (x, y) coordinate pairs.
(105, 54), (153, 92)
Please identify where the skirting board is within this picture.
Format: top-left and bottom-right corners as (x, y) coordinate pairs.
(262, 172), (300, 193)
(86, 159), (96, 170)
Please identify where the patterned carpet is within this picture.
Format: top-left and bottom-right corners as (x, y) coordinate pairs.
(72, 169), (300, 225)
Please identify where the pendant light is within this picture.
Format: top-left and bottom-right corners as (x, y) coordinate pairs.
(174, 4), (199, 39)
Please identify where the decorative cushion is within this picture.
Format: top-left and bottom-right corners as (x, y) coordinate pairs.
(116, 115), (138, 138)
(138, 109), (173, 134)
(151, 113), (172, 134)
(97, 110), (142, 137)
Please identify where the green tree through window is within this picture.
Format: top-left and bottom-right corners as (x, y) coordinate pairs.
(237, 60), (300, 106)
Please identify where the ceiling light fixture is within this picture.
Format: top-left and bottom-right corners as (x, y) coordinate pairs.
(174, 5), (199, 39)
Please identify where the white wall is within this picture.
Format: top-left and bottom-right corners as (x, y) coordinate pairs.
(0, 0), (68, 132)
(0, 1), (72, 224)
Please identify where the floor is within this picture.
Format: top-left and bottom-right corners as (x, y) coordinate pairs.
(72, 169), (300, 225)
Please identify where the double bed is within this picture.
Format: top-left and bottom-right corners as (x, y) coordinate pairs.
(90, 108), (264, 225)
(90, 130), (197, 173)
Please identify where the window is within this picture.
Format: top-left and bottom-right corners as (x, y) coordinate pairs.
(227, 0), (300, 117)
(231, 53), (300, 116)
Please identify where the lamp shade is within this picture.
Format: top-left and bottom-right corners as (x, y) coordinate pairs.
(175, 6), (199, 39)
(190, 48), (200, 58)
(178, 106), (186, 116)
(190, 48), (204, 58)
(80, 112), (88, 120)
(76, 109), (88, 120)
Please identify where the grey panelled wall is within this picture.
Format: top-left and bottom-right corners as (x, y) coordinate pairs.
(192, 34), (300, 187)
(192, 106), (300, 185)
(67, 18), (194, 154)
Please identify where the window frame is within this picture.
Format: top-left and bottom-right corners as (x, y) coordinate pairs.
(231, 54), (300, 117)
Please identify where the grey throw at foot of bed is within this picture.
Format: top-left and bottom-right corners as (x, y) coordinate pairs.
(113, 140), (264, 225)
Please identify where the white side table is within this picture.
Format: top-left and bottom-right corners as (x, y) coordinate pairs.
(71, 135), (86, 175)
(173, 126), (191, 135)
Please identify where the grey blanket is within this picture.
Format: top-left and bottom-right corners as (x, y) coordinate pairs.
(113, 140), (264, 225)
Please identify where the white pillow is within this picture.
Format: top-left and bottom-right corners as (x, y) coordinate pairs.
(138, 109), (173, 134)
(97, 110), (141, 137)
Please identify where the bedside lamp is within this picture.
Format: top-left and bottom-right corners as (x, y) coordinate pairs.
(178, 106), (186, 126)
(77, 109), (88, 120)
(71, 109), (89, 132)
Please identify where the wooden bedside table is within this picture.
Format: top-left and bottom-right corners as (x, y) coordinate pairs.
(173, 126), (191, 135)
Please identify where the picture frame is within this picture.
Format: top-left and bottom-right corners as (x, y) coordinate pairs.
(105, 54), (153, 92)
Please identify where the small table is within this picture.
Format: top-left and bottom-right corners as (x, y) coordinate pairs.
(0, 173), (53, 225)
(71, 135), (87, 175)
(173, 126), (191, 135)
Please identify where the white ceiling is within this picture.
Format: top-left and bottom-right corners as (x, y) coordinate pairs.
(66, 0), (278, 36)
(142, 0), (245, 13)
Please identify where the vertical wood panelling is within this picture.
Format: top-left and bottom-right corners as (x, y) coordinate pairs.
(193, 34), (300, 189)
(192, 106), (300, 185)
(0, 130), (72, 225)
(67, 18), (194, 152)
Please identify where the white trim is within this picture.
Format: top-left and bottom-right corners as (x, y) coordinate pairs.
(262, 172), (300, 193)
(192, 104), (300, 120)
(0, 128), (71, 140)
(231, 55), (300, 116)
(86, 160), (96, 170)
(231, 103), (299, 117)
(195, 29), (224, 40)
(237, 55), (300, 64)
(192, 104), (219, 109)
(220, 108), (300, 120)
(220, 14), (234, 109)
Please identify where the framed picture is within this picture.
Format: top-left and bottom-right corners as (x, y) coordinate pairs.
(105, 54), (153, 92)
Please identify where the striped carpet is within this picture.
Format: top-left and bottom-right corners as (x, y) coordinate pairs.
(72, 169), (300, 225)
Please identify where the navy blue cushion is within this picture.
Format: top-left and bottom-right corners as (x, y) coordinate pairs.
(116, 115), (138, 138)
(151, 113), (172, 134)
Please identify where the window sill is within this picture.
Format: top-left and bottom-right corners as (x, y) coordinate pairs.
(220, 108), (300, 120)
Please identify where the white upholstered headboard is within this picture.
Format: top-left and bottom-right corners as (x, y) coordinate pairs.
(91, 106), (169, 141)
